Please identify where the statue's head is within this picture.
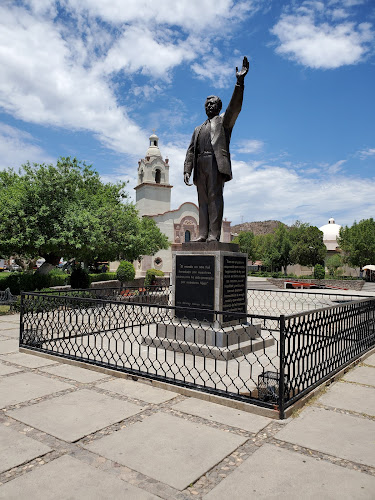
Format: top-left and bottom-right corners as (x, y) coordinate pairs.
(205, 95), (222, 119)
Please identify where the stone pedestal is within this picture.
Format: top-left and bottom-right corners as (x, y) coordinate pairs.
(141, 242), (274, 359)
(172, 242), (247, 327)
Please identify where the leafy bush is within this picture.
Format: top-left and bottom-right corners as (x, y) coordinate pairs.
(271, 271), (284, 278)
(89, 272), (117, 282)
(0, 269), (70, 294)
(116, 261), (135, 283)
(314, 264), (325, 280)
(144, 268), (164, 287)
(0, 272), (48, 294)
(48, 269), (69, 286)
(326, 254), (343, 277)
(69, 267), (91, 289)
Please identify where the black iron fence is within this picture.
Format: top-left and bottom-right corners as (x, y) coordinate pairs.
(281, 298), (375, 415)
(47, 285), (372, 317)
(19, 289), (375, 418)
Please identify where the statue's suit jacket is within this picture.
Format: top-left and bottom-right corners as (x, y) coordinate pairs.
(184, 83), (244, 185)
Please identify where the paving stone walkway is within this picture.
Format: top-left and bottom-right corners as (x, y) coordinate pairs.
(0, 314), (374, 499)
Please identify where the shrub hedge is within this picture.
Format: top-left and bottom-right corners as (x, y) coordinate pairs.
(89, 272), (117, 282)
(144, 268), (164, 287)
(0, 271), (69, 295)
(116, 261), (135, 283)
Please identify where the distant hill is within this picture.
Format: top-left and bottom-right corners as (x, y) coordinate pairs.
(231, 220), (288, 235)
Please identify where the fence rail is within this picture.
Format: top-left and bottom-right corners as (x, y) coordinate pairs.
(19, 289), (375, 418)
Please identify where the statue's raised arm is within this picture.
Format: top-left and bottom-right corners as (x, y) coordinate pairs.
(236, 56), (249, 85)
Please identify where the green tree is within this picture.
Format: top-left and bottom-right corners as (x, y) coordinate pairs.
(252, 233), (280, 271)
(314, 263), (325, 280)
(273, 224), (293, 275)
(338, 218), (375, 270)
(326, 254), (343, 277)
(0, 157), (169, 272)
(290, 225), (326, 268)
(232, 231), (255, 259)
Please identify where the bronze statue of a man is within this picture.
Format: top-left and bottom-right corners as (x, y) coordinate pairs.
(184, 56), (249, 242)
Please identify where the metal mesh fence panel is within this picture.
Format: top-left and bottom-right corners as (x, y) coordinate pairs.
(282, 298), (375, 410)
(20, 292), (280, 410)
(20, 290), (375, 417)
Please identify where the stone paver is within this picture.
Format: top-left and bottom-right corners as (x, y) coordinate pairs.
(275, 407), (375, 467)
(203, 443), (375, 500)
(343, 366), (375, 386)
(0, 372), (73, 409)
(39, 363), (108, 383)
(0, 455), (159, 500)
(0, 314), (374, 498)
(174, 397), (271, 433)
(0, 363), (21, 376)
(98, 377), (178, 404)
(85, 412), (247, 490)
(0, 321), (19, 330)
(0, 352), (56, 368)
(9, 389), (144, 442)
(0, 339), (18, 354)
(364, 353), (375, 366)
(0, 315), (19, 324)
(0, 425), (52, 474)
(318, 381), (375, 416)
(0, 329), (19, 339)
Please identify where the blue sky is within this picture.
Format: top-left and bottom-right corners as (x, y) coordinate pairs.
(0, 0), (374, 228)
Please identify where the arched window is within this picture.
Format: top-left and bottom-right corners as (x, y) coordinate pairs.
(155, 169), (161, 184)
(139, 170), (144, 184)
(185, 230), (191, 242)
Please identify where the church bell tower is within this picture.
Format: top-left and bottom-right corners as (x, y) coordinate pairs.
(135, 132), (172, 217)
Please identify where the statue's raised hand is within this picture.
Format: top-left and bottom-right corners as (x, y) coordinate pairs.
(236, 56), (249, 84)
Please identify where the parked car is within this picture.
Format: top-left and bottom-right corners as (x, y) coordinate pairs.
(9, 264), (22, 272)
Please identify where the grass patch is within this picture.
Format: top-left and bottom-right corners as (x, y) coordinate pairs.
(0, 305), (12, 315)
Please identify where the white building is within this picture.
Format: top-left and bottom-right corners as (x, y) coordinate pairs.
(318, 217), (358, 276)
(319, 217), (341, 254)
(134, 133), (231, 276)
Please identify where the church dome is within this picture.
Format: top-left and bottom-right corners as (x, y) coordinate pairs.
(319, 217), (341, 251)
(145, 133), (162, 158)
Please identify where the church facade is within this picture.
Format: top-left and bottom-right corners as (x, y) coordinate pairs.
(134, 133), (231, 276)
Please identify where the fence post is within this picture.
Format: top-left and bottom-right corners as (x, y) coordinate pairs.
(19, 293), (24, 347)
(279, 314), (286, 420)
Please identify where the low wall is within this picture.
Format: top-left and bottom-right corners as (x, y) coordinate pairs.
(267, 278), (365, 291)
(51, 276), (170, 291)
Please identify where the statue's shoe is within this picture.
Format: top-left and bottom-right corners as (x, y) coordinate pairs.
(206, 236), (219, 242)
(191, 237), (207, 242)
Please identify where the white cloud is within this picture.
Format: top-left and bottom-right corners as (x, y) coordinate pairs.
(64, 0), (257, 32)
(328, 159), (346, 174)
(0, 1), (260, 157)
(191, 53), (236, 88)
(223, 158), (375, 226)
(359, 148), (375, 159)
(271, 1), (374, 69)
(0, 123), (54, 170)
(236, 139), (264, 154)
(0, 5), (147, 156)
(93, 26), (196, 80)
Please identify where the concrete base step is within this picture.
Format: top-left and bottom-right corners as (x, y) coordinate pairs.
(141, 335), (275, 360)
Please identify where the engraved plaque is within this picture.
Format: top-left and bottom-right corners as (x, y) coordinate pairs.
(222, 255), (247, 322)
(175, 255), (215, 321)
